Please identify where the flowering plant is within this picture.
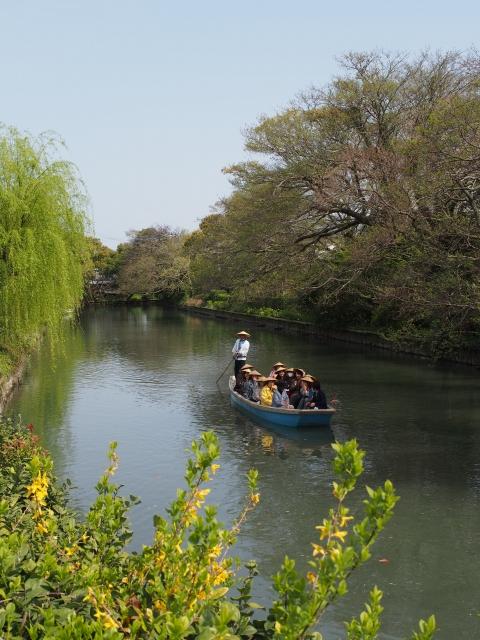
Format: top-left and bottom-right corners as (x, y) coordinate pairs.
(0, 418), (435, 638)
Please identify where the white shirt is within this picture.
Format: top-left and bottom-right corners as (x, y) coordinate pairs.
(232, 338), (250, 360)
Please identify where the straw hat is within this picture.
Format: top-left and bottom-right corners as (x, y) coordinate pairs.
(264, 377), (276, 383)
(249, 370), (261, 377)
(275, 366), (287, 373)
(294, 368), (305, 376)
(285, 367), (295, 373)
(257, 376), (268, 383)
(236, 330), (250, 337)
(240, 364), (254, 371)
(301, 375), (315, 383)
(272, 361), (285, 368)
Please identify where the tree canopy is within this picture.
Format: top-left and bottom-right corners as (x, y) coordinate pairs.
(186, 51), (480, 353)
(0, 127), (89, 362)
(116, 226), (190, 300)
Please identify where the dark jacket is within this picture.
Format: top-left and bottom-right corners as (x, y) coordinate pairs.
(312, 388), (327, 409)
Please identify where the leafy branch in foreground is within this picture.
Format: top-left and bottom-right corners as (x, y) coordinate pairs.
(0, 417), (435, 638)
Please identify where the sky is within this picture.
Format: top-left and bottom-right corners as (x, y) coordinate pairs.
(1, 0), (479, 248)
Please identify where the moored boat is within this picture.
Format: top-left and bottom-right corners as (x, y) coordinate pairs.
(229, 377), (335, 428)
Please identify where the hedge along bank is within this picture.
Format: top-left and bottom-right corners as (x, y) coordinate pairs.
(0, 417), (435, 639)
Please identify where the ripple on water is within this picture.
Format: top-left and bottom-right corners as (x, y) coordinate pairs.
(8, 305), (480, 640)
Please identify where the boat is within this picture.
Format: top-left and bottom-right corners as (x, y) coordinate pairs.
(229, 377), (335, 428)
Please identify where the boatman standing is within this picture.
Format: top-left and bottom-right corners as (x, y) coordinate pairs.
(232, 330), (251, 378)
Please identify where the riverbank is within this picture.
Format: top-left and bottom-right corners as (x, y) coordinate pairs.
(179, 304), (480, 368)
(0, 356), (27, 413)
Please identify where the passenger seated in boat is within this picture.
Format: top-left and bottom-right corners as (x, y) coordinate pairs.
(271, 383), (283, 408)
(236, 364), (253, 393)
(307, 380), (328, 410)
(284, 368), (295, 392)
(245, 370), (261, 403)
(274, 367), (288, 393)
(260, 377), (276, 406)
(295, 375), (315, 409)
(269, 361), (285, 378)
(240, 367), (253, 397)
(289, 368), (305, 406)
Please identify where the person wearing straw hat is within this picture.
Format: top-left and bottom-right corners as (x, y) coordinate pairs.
(269, 361), (286, 377)
(268, 362), (285, 378)
(260, 377), (276, 406)
(296, 375), (315, 410)
(273, 366), (288, 393)
(232, 331), (251, 378)
(239, 365), (254, 397)
(244, 369), (261, 402)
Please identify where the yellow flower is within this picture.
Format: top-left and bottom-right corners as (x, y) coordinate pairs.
(339, 515), (353, 527)
(251, 493), (260, 505)
(316, 523), (329, 540)
(84, 587), (95, 603)
(306, 571), (317, 584)
(332, 529), (347, 542)
(208, 544), (222, 559)
(95, 610), (118, 630)
(211, 464), (220, 474)
(210, 561), (230, 586)
(329, 546), (341, 560)
(312, 543), (325, 557)
(35, 520), (49, 535)
(64, 545), (79, 557)
(213, 568), (230, 585)
(275, 621), (282, 633)
(26, 472), (49, 507)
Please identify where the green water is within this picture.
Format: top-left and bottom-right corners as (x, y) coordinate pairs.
(9, 305), (480, 639)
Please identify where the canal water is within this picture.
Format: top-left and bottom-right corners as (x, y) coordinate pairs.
(8, 306), (480, 639)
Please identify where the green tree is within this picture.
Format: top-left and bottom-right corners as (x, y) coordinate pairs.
(84, 237), (116, 277)
(189, 51), (480, 354)
(117, 226), (191, 300)
(0, 127), (89, 364)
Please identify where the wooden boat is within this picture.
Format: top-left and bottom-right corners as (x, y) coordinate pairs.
(229, 377), (335, 428)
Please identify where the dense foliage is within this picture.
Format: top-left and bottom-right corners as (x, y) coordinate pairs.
(0, 127), (89, 372)
(0, 418), (435, 639)
(113, 226), (190, 301)
(184, 51), (480, 355)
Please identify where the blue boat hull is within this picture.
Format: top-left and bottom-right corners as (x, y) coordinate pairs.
(229, 378), (334, 428)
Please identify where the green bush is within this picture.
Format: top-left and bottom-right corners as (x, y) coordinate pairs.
(0, 418), (435, 639)
(204, 290), (232, 311)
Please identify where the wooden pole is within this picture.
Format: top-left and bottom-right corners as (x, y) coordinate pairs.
(216, 358), (233, 384)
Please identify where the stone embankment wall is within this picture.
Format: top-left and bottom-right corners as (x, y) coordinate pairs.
(0, 358), (26, 414)
(179, 305), (480, 367)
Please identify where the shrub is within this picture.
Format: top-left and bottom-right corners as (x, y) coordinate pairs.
(0, 418), (435, 638)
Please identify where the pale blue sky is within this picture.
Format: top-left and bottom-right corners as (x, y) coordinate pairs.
(1, 1), (478, 247)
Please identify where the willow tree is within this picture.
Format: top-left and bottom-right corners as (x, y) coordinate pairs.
(0, 127), (89, 363)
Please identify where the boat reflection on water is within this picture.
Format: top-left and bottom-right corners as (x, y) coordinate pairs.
(243, 414), (335, 446)
(227, 412), (335, 464)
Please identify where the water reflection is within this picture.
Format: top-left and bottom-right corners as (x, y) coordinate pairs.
(8, 305), (480, 639)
